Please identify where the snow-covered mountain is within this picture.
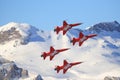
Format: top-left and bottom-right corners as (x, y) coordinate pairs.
(88, 21), (120, 33)
(0, 22), (45, 45)
(0, 21), (120, 80)
(0, 56), (29, 80)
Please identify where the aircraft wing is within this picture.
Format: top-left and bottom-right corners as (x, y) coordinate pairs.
(50, 56), (54, 60)
(63, 60), (68, 66)
(63, 30), (67, 35)
(79, 41), (83, 46)
(50, 46), (55, 52)
(63, 68), (69, 74)
(79, 32), (84, 39)
(63, 20), (68, 27)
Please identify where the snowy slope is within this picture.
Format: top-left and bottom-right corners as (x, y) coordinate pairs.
(0, 21), (120, 80)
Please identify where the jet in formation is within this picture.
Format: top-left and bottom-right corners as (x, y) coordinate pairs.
(41, 46), (70, 61)
(54, 20), (82, 35)
(54, 60), (83, 74)
(70, 32), (97, 46)
(41, 20), (97, 74)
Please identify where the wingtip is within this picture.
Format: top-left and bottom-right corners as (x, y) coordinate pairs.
(63, 32), (66, 35)
(50, 58), (52, 61)
(63, 72), (66, 74)
(79, 44), (82, 46)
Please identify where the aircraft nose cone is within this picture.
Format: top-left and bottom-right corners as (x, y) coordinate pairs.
(54, 29), (56, 32)
(54, 68), (57, 70)
(41, 55), (43, 57)
(70, 40), (73, 43)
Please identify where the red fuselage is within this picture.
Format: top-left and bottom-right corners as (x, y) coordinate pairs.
(71, 32), (97, 46)
(55, 60), (83, 74)
(41, 47), (69, 60)
(54, 21), (82, 35)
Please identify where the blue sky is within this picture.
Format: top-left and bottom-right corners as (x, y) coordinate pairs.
(0, 0), (120, 31)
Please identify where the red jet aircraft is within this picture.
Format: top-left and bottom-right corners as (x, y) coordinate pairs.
(41, 46), (70, 61)
(54, 20), (82, 35)
(70, 32), (97, 46)
(54, 60), (83, 74)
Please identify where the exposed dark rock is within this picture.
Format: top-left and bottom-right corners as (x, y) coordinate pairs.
(21, 69), (28, 78)
(88, 21), (120, 33)
(34, 74), (43, 80)
(104, 76), (120, 80)
(0, 56), (28, 80)
(0, 27), (22, 44)
(0, 23), (45, 45)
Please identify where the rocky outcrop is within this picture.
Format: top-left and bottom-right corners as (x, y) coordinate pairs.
(0, 56), (28, 80)
(104, 76), (120, 80)
(0, 22), (45, 45)
(0, 27), (22, 44)
(88, 21), (120, 33)
(34, 75), (43, 80)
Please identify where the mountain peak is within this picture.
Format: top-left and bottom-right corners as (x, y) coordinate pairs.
(0, 22), (45, 45)
(87, 21), (120, 33)
(0, 22), (31, 32)
(0, 21), (120, 80)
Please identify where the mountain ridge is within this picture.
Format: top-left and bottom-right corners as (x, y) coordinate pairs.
(0, 21), (120, 80)
(87, 21), (120, 33)
(1, 21), (120, 46)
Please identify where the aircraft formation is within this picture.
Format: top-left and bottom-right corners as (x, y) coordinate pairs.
(41, 20), (97, 74)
